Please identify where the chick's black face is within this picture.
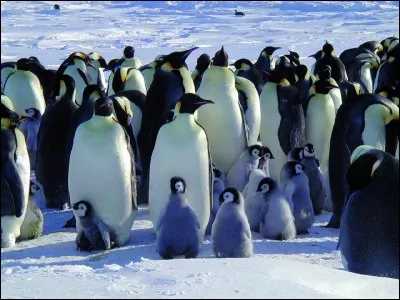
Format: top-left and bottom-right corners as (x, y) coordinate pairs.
(256, 177), (277, 193)
(72, 200), (92, 217)
(219, 188), (241, 205)
(170, 176), (186, 194)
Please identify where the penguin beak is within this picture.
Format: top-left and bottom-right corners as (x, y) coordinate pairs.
(194, 99), (214, 108)
(72, 203), (78, 210)
(180, 47), (199, 63)
(100, 98), (113, 108)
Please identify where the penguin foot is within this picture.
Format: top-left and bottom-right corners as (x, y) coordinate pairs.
(76, 233), (94, 252)
(325, 215), (341, 228)
(63, 216), (76, 228)
(184, 247), (199, 259)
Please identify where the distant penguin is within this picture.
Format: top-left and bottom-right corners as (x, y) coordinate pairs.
(257, 177), (296, 240)
(226, 144), (263, 191)
(140, 54), (166, 90)
(339, 146), (399, 279)
(312, 65), (342, 114)
(242, 168), (267, 200)
(327, 93), (399, 228)
(212, 188), (253, 258)
(156, 177), (202, 259)
(54, 51), (92, 105)
(107, 66), (147, 96)
(18, 107), (41, 170)
(254, 46), (281, 75)
(197, 46), (247, 174)
(1, 95), (30, 248)
(313, 41), (348, 84)
(117, 46), (142, 69)
(73, 200), (112, 251)
(280, 161), (315, 234)
(234, 76), (261, 145)
(234, 9), (245, 16)
(35, 74), (78, 209)
(19, 181), (44, 241)
(69, 94), (137, 247)
(149, 93), (213, 237)
(205, 168), (225, 236)
(233, 58), (264, 95)
(192, 53), (211, 91)
(258, 146), (274, 177)
(3, 58), (46, 117)
(305, 80), (338, 173)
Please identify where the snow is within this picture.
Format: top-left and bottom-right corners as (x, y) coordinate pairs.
(1, 1), (399, 299)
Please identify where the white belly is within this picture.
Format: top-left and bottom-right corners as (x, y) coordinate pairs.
(1, 129), (30, 247)
(141, 68), (155, 91)
(64, 66), (88, 105)
(360, 63), (373, 94)
(362, 106), (387, 150)
(149, 117), (211, 236)
(197, 70), (246, 174)
(329, 88), (342, 114)
(4, 71), (46, 116)
(69, 117), (133, 239)
(306, 95), (335, 173)
(125, 69), (147, 95)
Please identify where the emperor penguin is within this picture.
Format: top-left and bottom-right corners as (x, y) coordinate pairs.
(294, 64), (315, 112)
(138, 47), (197, 204)
(313, 41), (348, 84)
(18, 107), (41, 170)
(327, 93), (399, 228)
(339, 47), (377, 67)
(212, 162), (227, 187)
(192, 53), (211, 91)
(305, 80), (339, 173)
(233, 58), (264, 95)
(257, 177), (296, 240)
(339, 146), (399, 279)
(35, 74), (78, 209)
(359, 41), (384, 56)
(54, 51), (92, 105)
(27, 56), (57, 104)
(3, 58), (46, 117)
(373, 48), (399, 93)
(140, 54), (166, 90)
(149, 93), (213, 237)
(258, 145), (274, 177)
(345, 55), (380, 94)
(226, 144), (263, 191)
(309, 50), (323, 75)
(242, 168), (267, 200)
(87, 52), (107, 85)
(156, 177), (202, 259)
(19, 181), (44, 241)
(205, 167), (226, 236)
(380, 36), (399, 60)
(259, 69), (306, 183)
(69, 93), (138, 247)
(197, 46), (248, 174)
(254, 46), (281, 75)
(117, 46), (142, 69)
(234, 76), (261, 145)
(212, 188), (253, 258)
(280, 161), (315, 234)
(107, 66), (147, 96)
(73, 200), (114, 251)
(1, 95), (30, 248)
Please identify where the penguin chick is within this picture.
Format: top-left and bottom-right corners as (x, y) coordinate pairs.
(244, 174), (269, 232)
(156, 177), (202, 259)
(212, 188), (253, 258)
(73, 200), (112, 251)
(226, 144), (264, 191)
(212, 162), (227, 187)
(280, 161), (315, 234)
(242, 168), (267, 200)
(257, 177), (296, 240)
(258, 146), (275, 177)
(205, 168), (226, 236)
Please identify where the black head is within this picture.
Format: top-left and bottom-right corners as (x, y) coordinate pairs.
(256, 177), (277, 193)
(82, 84), (102, 104)
(294, 64), (308, 79)
(219, 187), (242, 205)
(212, 163), (223, 178)
(123, 46), (135, 59)
(162, 47), (198, 69)
(72, 200), (92, 217)
(58, 73), (76, 96)
(309, 50), (323, 60)
(68, 52), (89, 64)
(317, 64), (332, 81)
(303, 143), (315, 157)
(106, 58), (120, 71)
(288, 50), (300, 65)
(261, 69), (286, 84)
(313, 80), (338, 95)
(262, 146), (275, 159)
(233, 58), (254, 70)
(29, 181), (40, 195)
(54, 4), (60, 10)
(195, 53), (211, 72)
(94, 95), (113, 117)
(24, 108), (41, 120)
(170, 177), (186, 194)
(28, 56), (46, 71)
(88, 52), (108, 68)
(176, 93), (214, 114)
(16, 58), (32, 71)
(286, 161), (305, 176)
(212, 46), (228, 67)
(248, 144), (263, 159)
(262, 46), (281, 56)
(322, 41), (334, 55)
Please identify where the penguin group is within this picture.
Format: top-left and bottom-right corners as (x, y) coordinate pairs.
(1, 37), (398, 278)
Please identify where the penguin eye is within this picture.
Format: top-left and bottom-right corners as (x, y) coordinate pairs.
(265, 153), (270, 159)
(253, 149), (259, 156)
(295, 164), (303, 173)
(262, 184), (269, 192)
(223, 192), (234, 203)
(175, 182), (183, 192)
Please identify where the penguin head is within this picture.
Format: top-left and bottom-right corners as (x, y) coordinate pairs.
(262, 146), (275, 160)
(82, 84), (103, 105)
(261, 46), (281, 56)
(1, 95), (25, 128)
(176, 93), (214, 115)
(288, 50), (300, 66)
(212, 163), (223, 179)
(219, 188), (242, 206)
(256, 177), (277, 193)
(94, 95), (113, 117)
(123, 46), (135, 59)
(29, 181), (40, 195)
(313, 80), (339, 95)
(24, 108), (41, 120)
(308, 50), (323, 61)
(322, 41), (335, 56)
(28, 56), (46, 71)
(317, 65), (332, 81)
(340, 81), (361, 102)
(233, 58), (253, 72)
(16, 58), (32, 71)
(170, 177), (186, 194)
(286, 161), (305, 176)
(261, 69), (289, 86)
(195, 53), (211, 73)
(303, 144), (315, 158)
(72, 200), (92, 218)
(162, 47), (198, 70)
(376, 85), (398, 104)
(212, 46), (229, 67)
(294, 65), (309, 80)
(58, 74), (76, 98)
(288, 147), (304, 162)
(248, 144), (263, 159)
(88, 52), (108, 69)
(105, 58), (120, 72)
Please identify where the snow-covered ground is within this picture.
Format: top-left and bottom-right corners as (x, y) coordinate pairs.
(1, 1), (399, 298)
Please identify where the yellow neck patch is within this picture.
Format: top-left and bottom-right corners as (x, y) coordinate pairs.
(1, 118), (11, 128)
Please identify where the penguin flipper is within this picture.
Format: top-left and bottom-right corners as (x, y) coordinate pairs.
(96, 219), (111, 250)
(259, 202), (270, 226)
(1, 174), (16, 217)
(238, 99), (250, 148)
(123, 127), (138, 211)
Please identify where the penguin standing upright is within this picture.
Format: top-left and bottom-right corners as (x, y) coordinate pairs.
(18, 107), (41, 170)
(192, 53), (211, 91)
(340, 146), (399, 279)
(27, 56), (57, 104)
(138, 47), (197, 204)
(107, 66), (147, 96)
(140, 54), (166, 91)
(197, 46), (248, 174)
(242, 168), (267, 200)
(117, 46), (142, 69)
(345, 55), (380, 94)
(3, 58), (46, 117)
(294, 64), (315, 112)
(233, 58), (264, 95)
(149, 93), (213, 237)
(69, 94), (137, 247)
(312, 65), (342, 114)
(1, 95), (30, 248)
(205, 167), (225, 236)
(35, 74), (79, 209)
(309, 50), (323, 75)
(258, 145), (274, 177)
(254, 46), (281, 75)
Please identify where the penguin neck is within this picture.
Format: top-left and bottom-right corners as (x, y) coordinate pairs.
(168, 193), (187, 208)
(173, 113), (196, 129)
(89, 114), (115, 127)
